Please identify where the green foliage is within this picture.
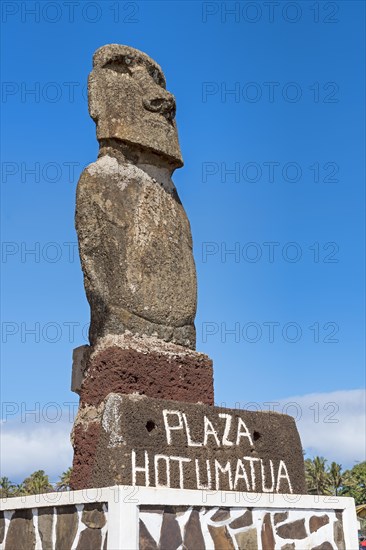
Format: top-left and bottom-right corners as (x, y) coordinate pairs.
(0, 468), (73, 497)
(0, 461), (365, 502)
(56, 467), (72, 491)
(22, 470), (53, 495)
(305, 457), (366, 504)
(341, 462), (366, 505)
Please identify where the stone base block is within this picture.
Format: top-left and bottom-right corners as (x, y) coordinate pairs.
(72, 333), (214, 406)
(71, 393), (306, 493)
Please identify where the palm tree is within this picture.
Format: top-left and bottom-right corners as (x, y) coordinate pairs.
(329, 462), (343, 496)
(0, 477), (16, 497)
(13, 483), (27, 497)
(305, 456), (330, 495)
(56, 467), (72, 491)
(22, 470), (53, 495)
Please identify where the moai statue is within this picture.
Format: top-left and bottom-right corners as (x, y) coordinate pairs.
(71, 45), (306, 493)
(71, 45), (214, 488)
(77, 44), (196, 349)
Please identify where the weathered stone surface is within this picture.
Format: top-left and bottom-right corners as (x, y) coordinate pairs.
(76, 158), (197, 348)
(0, 511), (5, 544)
(281, 544), (295, 550)
(70, 421), (101, 490)
(235, 528), (258, 550)
(309, 514), (329, 533)
(139, 519), (158, 550)
(55, 505), (78, 550)
(274, 511), (288, 525)
(75, 45), (199, 350)
(183, 509), (205, 550)
(90, 44), (183, 168)
(71, 345), (89, 394)
(261, 513), (275, 550)
(81, 503), (106, 529)
(311, 543), (333, 550)
(78, 336), (213, 407)
(37, 508), (54, 550)
(159, 508), (182, 550)
(229, 510), (252, 529)
(333, 519), (346, 550)
(76, 527), (102, 549)
(208, 525), (235, 549)
(4, 509), (35, 550)
(211, 508), (230, 522)
(103, 532), (108, 550)
(72, 393), (306, 491)
(276, 518), (307, 539)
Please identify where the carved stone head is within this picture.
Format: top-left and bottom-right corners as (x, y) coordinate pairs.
(88, 44), (183, 169)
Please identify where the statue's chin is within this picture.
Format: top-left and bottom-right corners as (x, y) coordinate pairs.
(97, 117), (183, 169)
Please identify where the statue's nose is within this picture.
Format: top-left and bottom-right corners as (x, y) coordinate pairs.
(143, 94), (176, 122)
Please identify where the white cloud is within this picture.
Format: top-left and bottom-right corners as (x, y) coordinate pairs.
(1, 389), (364, 483)
(278, 389), (366, 468)
(1, 421), (73, 483)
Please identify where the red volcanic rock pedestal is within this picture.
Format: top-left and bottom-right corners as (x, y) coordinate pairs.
(71, 393), (306, 493)
(70, 333), (306, 495)
(70, 333), (215, 489)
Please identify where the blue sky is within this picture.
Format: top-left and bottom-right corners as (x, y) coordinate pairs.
(1, 1), (365, 479)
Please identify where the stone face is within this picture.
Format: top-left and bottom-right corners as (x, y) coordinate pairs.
(37, 508), (54, 550)
(183, 509), (205, 550)
(235, 529), (258, 550)
(76, 527), (102, 549)
(276, 518), (307, 539)
(81, 503), (106, 529)
(89, 44), (183, 168)
(55, 505), (78, 550)
(72, 393), (306, 491)
(4, 509), (35, 550)
(261, 513), (275, 550)
(229, 510), (252, 529)
(309, 514), (329, 533)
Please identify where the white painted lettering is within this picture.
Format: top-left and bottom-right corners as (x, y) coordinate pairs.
(214, 459), (233, 490)
(170, 456), (191, 489)
(261, 458), (275, 492)
(203, 416), (220, 446)
(131, 449), (149, 487)
(243, 456), (259, 490)
(195, 458), (212, 490)
(154, 454), (171, 488)
(162, 410), (183, 444)
(233, 458), (250, 491)
(276, 460), (293, 493)
(182, 413), (203, 447)
(236, 418), (254, 446)
(218, 413), (234, 446)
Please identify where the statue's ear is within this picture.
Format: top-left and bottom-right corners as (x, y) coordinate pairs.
(88, 71), (100, 123)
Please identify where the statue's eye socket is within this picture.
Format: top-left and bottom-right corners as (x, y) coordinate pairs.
(149, 68), (165, 88)
(103, 57), (133, 75)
